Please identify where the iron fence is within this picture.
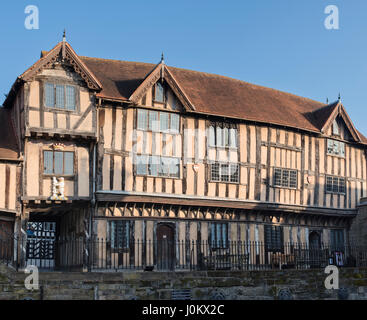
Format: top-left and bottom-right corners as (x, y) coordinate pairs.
(1, 237), (367, 272)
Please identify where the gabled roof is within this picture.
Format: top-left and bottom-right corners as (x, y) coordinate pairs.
(3, 41), (102, 108)
(128, 62), (195, 111)
(316, 100), (364, 143)
(0, 108), (19, 161)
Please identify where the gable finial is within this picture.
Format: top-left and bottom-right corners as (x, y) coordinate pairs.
(62, 29), (66, 59)
(338, 92), (341, 102)
(161, 52), (165, 65)
(326, 97), (329, 104)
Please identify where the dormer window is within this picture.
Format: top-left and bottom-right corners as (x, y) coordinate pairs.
(153, 82), (165, 103)
(45, 83), (76, 111)
(332, 119), (340, 136)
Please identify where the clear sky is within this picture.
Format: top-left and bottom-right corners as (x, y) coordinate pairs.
(0, 1), (366, 134)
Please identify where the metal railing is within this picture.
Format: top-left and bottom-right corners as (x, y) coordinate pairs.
(1, 237), (367, 272)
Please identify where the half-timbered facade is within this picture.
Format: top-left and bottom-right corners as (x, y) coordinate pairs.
(1, 37), (367, 270)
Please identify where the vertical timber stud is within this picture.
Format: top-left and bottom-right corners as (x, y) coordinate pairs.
(255, 126), (261, 200)
(266, 127), (271, 202)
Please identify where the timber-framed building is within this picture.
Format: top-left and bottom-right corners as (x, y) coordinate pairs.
(1, 36), (367, 270)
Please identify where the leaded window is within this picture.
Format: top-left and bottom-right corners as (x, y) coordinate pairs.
(137, 109), (180, 134)
(265, 225), (284, 253)
(154, 82), (165, 103)
(327, 139), (345, 157)
(135, 155), (180, 178)
(273, 168), (297, 188)
(45, 83), (76, 110)
(43, 151), (74, 175)
(330, 229), (344, 251)
(210, 223), (228, 249)
(208, 124), (237, 148)
(110, 221), (130, 250)
(210, 162), (239, 183)
(326, 176), (346, 194)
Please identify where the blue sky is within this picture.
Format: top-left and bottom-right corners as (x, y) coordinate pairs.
(0, 1), (366, 133)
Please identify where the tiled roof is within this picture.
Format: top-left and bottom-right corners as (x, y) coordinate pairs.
(81, 56), (334, 134)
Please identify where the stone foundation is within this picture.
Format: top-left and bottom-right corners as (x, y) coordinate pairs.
(1, 264), (367, 300)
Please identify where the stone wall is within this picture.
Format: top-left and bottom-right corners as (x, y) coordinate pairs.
(1, 264), (367, 300)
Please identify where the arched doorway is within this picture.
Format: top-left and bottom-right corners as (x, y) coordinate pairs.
(156, 223), (175, 271)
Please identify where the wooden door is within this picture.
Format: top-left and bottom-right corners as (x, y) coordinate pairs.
(0, 221), (13, 261)
(157, 224), (175, 270)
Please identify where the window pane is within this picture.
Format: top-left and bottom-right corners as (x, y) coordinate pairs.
(155, 82), (164, 102)
(208, 126), (215, 147)
(149, 156), (159, 176)
(169, 158), (180, 178)
(65, 86), (75, 110)
(170, 113), (180, 133)
(137, 109), (148, 130)
(333, 141), (339, 154)
(216, 127), (223, 147)
(340, 143), (345, 157)
(230, 164), (239, 183)
(274, 169), (282, 186)
(327, 139), (334, 154)
(211, 163), (220, 181)
(333, 120), (339, 135)
(221, 164), (229, 182)
(136, 155), (148, 175)
(44, 151), (53, 174)
(216, 224), (221, 248)
(290, 170), (297, 188)
(64, 152), (74, 175)
(54, 152), (63, 174)
(229, 128), (237, 148)
(223, 127), (229, 147)
(159, 157), (169, 177)
(160, 112), (169, 133)
(210, 223), (216, 247)
(149, 111), (159, 132)
(339, 179), (345, 193)
(45, 83), (54, 107)
(222, 224), (227, 248)
(56, 85), (65, 109)
(332, 177), (339, 193)
(282, 170), (289, 187)
(326, 176), (333, 192)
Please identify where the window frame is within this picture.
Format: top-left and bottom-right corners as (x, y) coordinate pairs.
(110, 220), (130, 252)
(209, 222), (228, 250)
(327, 139), (345, 158)
(325, 175), (346, 194)
(209, 162), (240, 184)
(264, 225), (284, 253)
(153, 82), (165, 104)
(273, 168), (298, 189)
(208, 124), (238, 149)
(43, 150), (75, 177)
(135, 154), (181, 179)
(44, 82), (78, 112)
(136, 109), (180, 135)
